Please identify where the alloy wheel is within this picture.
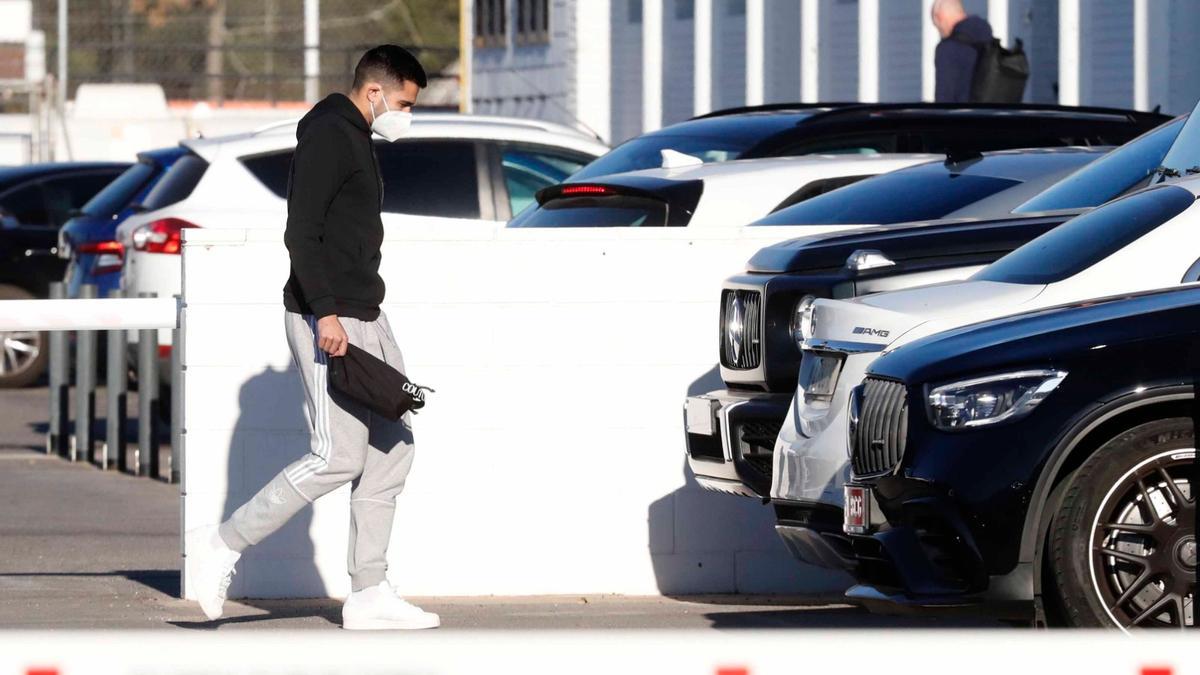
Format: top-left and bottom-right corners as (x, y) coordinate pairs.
(1090, 448), (1195, 630)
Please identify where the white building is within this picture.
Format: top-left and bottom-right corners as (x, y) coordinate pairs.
(465, 0), (1200, 144)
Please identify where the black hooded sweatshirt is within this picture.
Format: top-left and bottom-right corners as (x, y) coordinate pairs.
(282, 93), (385, 321)
(934, 15), (994, 103)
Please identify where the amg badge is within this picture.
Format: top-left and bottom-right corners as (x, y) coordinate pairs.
(852, 326), (890, 338)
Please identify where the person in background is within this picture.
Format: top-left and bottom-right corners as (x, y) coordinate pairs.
(184, 45), (441, 631)
(932, 0), (995, 103)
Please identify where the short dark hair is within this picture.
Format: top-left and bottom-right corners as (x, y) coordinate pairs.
(352, 45), (428, 90)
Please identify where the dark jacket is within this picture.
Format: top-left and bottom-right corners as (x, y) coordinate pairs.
(934, 15), (993, 103)
(282, 93), (385, 321)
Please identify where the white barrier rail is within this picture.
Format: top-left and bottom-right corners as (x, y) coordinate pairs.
(0, 297), (178, 331)
(0, 631), (1195, 674)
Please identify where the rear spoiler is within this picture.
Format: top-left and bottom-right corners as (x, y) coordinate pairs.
(535, 180), (705, 228)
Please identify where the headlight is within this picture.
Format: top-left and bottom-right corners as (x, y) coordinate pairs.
(926, 369), (1067, 430)
(790, 295), (818, 348)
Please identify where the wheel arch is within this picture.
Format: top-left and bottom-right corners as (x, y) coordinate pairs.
(1024, 384), (1196, 599)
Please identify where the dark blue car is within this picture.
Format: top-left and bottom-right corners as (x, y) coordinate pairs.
(60, 146), (188, 298)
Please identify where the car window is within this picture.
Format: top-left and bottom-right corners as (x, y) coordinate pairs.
(1014, 116), (1185, 213)
(375, 140), (480, 219)
(41, 171), (123, 227)
(501, 146), (591, 215)
(141, 153), (209, 211)
(81, 161), (158, 218)
(0, 182), (47, 226)
(754, 171), (1020, 226)
(240, 150), (292, 198)
(508, 194), (669, 227)
(975, 186), (1195, 285)
(777, 134), (899, 155)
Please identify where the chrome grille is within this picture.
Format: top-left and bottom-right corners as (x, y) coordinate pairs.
(720, 289), (761, 370)
(851, 378), (909, 477)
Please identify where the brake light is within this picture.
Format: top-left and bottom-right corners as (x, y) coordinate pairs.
(131, 218), (199, 254)
(559, 185), (614, 196)
(78, 240), (125, 275)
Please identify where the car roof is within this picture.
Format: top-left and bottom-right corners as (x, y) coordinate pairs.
(694, 101), (1164, 124)
(897, 146), (1110, 182)
(181, 112), (610, 161)
(0, 161), (130, 186)
(582, 153), (942, 186)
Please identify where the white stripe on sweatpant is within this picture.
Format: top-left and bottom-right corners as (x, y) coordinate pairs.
(287, 315), (333, 485)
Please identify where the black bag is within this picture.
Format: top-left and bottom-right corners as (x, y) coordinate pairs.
(327, 343), (432, 421)
(958, 35), (1030, 103)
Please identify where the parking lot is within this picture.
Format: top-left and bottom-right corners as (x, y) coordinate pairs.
(0, 385), (1010, 631)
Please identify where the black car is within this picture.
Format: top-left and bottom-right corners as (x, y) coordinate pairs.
(846, 284), (1198, 629)
(0, 162), (130, 387)
(569, 102), (1169, 181)
(686, 112), (1188, 500)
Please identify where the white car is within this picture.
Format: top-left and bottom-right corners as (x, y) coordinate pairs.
(770, 178), (1200, 568)
(117, 114), (610, 361)
(507, 153), (941, 229)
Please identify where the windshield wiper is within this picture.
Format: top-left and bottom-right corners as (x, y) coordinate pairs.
(1154, 165), (1182, 179)
(1186, 166), (1200, 175)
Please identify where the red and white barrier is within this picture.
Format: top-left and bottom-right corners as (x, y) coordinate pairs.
(0, 631), (1195, 675)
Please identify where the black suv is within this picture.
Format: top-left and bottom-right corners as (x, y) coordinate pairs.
(845, 284), (1198, 629)
(571, 102), (1168, 181)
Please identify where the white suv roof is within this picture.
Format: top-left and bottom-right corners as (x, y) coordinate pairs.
(183, 113), (609, 162)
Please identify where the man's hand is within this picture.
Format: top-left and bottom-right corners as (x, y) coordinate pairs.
(316, 315), (349, 357)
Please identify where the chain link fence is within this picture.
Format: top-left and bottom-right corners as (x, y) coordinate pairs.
(32, 0), (459, 106)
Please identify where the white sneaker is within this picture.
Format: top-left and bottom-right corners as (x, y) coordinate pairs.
(184, 524), (241, 621)
(342, 581), (441, 630)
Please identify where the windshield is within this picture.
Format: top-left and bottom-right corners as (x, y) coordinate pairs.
(569, 115), (807, 181)
(753, 171), (1020, 226)
(79, 160), (157, 218)
(976, 186), (1195, 285)
(1014, 116), (1185, 213)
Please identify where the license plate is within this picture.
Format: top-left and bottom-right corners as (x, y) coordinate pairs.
(844, 484), (870, 534)
(685, 397), (719, 436)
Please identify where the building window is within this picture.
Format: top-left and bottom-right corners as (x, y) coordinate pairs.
(517, 0), (550, 44)
(475, 0), (507, 48)
(628, 0), (643, 24)
(674, 0), (694, 21)
(725, 0), (745, 16)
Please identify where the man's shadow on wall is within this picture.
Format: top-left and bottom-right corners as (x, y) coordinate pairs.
(175, 364), (336, 628)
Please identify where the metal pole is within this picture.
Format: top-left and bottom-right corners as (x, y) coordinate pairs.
(46, 282), (68, 456)
(105, 289), (127, 472)
(137, 293), (159, 479)
(73, 284), (97, 463)
(57, 0), (67, 110)
(169, 299), (182, 485)
(304, 0), (320, 103)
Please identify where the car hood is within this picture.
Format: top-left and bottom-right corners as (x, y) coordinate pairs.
(808, 279), (1047, 351)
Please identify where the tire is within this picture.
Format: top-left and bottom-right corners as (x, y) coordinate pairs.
(1050, 418), (1196, 630)
(0, 284), (49, 389)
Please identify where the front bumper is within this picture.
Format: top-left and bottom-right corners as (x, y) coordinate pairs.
(684, 390), (790, 498)
(842, 477), (1035, 607)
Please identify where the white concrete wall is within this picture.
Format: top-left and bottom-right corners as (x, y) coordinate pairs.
(180, 225), (853, 599)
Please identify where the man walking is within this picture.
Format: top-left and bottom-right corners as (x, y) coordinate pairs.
(931, 0), (995, 103)
(185, 45), (439, 631)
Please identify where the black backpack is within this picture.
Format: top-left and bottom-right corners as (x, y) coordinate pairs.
(956, 35), (1030, 103)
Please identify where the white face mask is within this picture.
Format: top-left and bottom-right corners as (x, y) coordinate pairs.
(369, 92), (412, 142)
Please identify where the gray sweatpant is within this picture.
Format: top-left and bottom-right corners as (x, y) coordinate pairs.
(218, 311), (416, 592)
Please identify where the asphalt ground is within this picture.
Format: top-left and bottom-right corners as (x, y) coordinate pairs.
(0, 384), (1011, 630)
